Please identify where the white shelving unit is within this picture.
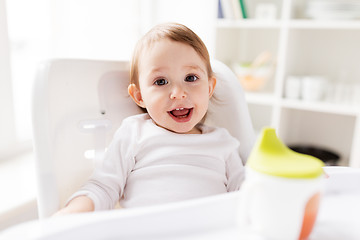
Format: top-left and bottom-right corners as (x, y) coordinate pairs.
(214, 0), (360, 167)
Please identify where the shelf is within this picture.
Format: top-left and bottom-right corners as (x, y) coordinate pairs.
(281, 99), (360, 116)
(288, 20), (360, 30)
(216, 19), (282, 29)
(279, 108), (356, 167)
(216, 19), (360, 30)
(215, 0), (360, 167)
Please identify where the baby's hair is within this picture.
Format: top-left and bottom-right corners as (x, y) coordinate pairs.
(130, 22), (213, 87)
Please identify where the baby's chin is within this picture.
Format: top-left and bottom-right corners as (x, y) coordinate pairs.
(174, 127), (202, 134)
(156, 122), (201, 134)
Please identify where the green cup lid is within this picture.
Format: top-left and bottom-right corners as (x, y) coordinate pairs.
(247, 128), (324, 178)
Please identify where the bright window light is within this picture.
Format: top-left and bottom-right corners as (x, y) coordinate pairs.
(5, 0), (141, 143)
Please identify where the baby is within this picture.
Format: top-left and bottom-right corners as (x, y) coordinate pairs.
(55, 22), (244, 215)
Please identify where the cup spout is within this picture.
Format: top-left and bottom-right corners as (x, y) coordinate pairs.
(247, 127), (324, 179)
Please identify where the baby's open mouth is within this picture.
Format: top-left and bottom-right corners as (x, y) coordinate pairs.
(168, 108), (193, 119)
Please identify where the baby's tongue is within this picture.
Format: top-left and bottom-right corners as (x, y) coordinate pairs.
(171, 108), (190, 117)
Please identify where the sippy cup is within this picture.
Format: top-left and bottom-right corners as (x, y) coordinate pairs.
(239, 128), (324, 240)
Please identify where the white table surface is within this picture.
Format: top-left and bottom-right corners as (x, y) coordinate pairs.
(1, 167), (360, 240)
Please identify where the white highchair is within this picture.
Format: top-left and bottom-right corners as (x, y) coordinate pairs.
(31, 58), (256, 219)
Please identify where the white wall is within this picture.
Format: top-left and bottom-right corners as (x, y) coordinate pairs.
(50, 0), (141, 60)
(145, 0), (218, 56)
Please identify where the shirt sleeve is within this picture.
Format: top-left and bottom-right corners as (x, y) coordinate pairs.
(225, 150), (245, 192)
(67, 120), (136, 211)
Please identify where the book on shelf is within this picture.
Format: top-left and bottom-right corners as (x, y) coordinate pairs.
(239, 0), (248, 19)
(218, 0), (248, 19)
(217, 0), (224, 18)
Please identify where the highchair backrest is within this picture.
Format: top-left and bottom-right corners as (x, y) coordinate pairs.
(32, 59), (255, 218)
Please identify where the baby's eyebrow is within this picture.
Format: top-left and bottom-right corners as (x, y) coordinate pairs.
(183, 65), (206, 74)
(149, 66), (168, 74)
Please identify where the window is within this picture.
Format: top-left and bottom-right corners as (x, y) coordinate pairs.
(0, 0), (19, 160)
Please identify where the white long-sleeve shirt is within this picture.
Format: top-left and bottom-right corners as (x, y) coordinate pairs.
(69, 113), (244, 210)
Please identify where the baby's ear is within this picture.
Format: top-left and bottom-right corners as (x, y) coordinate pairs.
(208, 76), (217, 98)
(128, 84), (145, 108)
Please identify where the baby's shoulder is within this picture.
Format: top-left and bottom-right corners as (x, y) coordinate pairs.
(113, 113), (150, 136)
(122, 113), (150, 125)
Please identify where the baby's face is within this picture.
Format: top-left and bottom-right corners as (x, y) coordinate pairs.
(131, 39), (216, 134)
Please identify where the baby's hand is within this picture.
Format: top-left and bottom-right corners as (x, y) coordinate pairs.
(52, 196), (95, 217)
(52, 207), (73, 217)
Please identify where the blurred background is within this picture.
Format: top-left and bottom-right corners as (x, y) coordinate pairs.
(1, 0), (360, 231)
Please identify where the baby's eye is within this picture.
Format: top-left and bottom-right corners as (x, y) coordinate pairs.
(185, 75), (198, 82)
(154, 79), (168, 86)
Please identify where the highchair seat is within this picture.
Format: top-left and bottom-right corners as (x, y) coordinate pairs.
(32, 58), (255, 218)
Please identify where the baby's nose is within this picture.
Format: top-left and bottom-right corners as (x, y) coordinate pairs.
(170, 85), (186, 99)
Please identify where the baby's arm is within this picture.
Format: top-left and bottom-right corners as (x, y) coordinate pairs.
(53, 117), (138, 217)
(53, 195), (94, 216)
